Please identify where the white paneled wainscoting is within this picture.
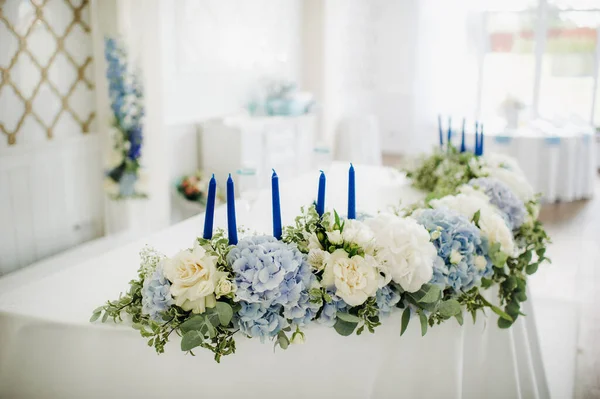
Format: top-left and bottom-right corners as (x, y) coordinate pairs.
(0, 134), (104, 275)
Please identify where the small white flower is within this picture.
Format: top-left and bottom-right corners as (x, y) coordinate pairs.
(291, 331), (305, 345)
(326, 230), (343, 245)
(431, 230), (441, 240)
(474, 255), (487, 271)
(306, 232), (323, 250)
(308, 248), (328, 271)
(450, 249), (463, 265)
(341, 219), (375, 249)
(215, 276), (236, 299)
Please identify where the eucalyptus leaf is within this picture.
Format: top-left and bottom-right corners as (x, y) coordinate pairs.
(336, 312), (361, 323)
(490, 305), (513, 322)
(215, 302), (233, 326)
(333, 318), (358, 336)
(277, 331), (290, 350)
(454, 312), (464, 326)
(400, 308), (411, 336)
(497, 317), (513, 329)
(418, 312), (428, 336)
(525, 262), (539, 275)
(437, 299), (461, 318)
(179, 315), (217, 338)
(89, 311), (101, 323)
(181, 330), (205, 351)
(410, 284), (441, 304)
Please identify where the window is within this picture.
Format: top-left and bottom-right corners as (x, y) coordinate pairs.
(478, 0), (600, 126)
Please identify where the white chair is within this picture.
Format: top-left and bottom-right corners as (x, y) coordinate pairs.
(334, 115), (382, 166)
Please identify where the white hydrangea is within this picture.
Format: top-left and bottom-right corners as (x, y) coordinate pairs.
(365, 214), (436, 293)
(471, 153), (534, 202)
(430, 193), (515, 256)
(340, 219), (376, 254)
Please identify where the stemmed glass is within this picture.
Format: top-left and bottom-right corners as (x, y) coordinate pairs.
(235, 166), (259, 212)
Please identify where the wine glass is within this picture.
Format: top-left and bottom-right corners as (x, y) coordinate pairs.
(235, 166), (259, 212)
(313, 143), (332, 172)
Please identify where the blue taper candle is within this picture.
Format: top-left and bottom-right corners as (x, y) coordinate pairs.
(479, 123), (483, 155)
(348, 163), (356, 219)
(271, 169), (282, 240)
(438, 115), (443, 147)
(474, 122), (480, 155)
(460, 118), (466, 153)
(447, 117), (452, 148)
(316, 170), (326, 217)
(202, 174), (216, 239)
(226, 174), (238, 245)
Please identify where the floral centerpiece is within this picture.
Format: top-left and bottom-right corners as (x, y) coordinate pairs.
(92, 147), (550, 362)
(102, 37), (147, 200)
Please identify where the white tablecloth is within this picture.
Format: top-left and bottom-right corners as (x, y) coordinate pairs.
(466, 126), (596, 203)
(0, 163), (549, 399)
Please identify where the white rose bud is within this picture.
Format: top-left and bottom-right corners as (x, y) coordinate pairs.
(430, 230), (441, 240)
(326, 230), (343, 245)
(291, 331), (305, 345)
(215, 276), (236, 299)
(450, 249), (463, 265)
(474, 255), (487, 271)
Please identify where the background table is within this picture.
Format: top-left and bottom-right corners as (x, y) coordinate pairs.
(464, 122), (596, 203)
(0, 163), (549, 399)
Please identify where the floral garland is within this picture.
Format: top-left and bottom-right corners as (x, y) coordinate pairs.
(91, 148), (550, 362)
(102, 37), (147, 200)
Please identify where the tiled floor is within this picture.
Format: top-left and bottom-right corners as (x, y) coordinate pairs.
(382, 154), (600, 398)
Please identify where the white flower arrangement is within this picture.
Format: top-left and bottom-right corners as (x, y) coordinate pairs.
(93, 151), (550, 363)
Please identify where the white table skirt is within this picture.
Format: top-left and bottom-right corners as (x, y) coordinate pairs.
(465, 129), (596, 203)
(0, 163), (549, 399)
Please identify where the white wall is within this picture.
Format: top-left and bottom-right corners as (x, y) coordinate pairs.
(0, 135), (104, 275)
(160, 0), (303, 126)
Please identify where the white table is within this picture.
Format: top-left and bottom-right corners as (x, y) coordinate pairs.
(0, 163), (549, 399)
(465, 124), (596, 203)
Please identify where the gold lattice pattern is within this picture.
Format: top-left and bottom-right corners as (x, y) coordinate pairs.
(0, 0), (95, 145)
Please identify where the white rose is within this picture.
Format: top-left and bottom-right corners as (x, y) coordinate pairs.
(341, 219), (375, 250)
(450, 249), (463, 265)
(431, 193), (515, 256)
(163, 242), (227, 314)
(474, 255), (487, 271)
(215, 276), (236, 299)
(322, 249), (379, 306)
(326, 230), (343, 245)
(308, 248), (328, 271)
(365, 214), (436, 293)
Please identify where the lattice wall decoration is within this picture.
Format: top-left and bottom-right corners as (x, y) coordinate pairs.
(0, 0), (95, 145)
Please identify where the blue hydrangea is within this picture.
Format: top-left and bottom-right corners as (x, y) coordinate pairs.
(317, 291), (348, 327)
(227, 235), (314, 309)
(104, 37), (144, 160)
(237, 302), (288, 342)
(468, 177), (527, 230)
(415, 208), (490, 292)
(141, 267), (173, 321)
(376, 286), (401, 315)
